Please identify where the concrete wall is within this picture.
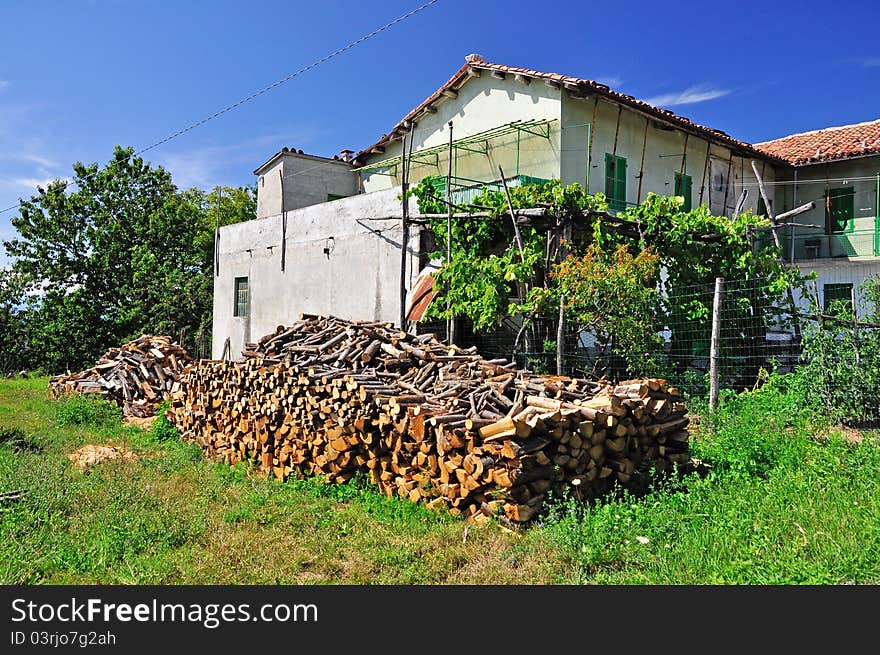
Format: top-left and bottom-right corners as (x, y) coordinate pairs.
(359, 73), (562, 192)
(256, 153), (358, 219)
(213, 188), (420, 359)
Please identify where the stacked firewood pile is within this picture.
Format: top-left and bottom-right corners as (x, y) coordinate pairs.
(49, 335), (192, 417)
(169, 316), (689, 526)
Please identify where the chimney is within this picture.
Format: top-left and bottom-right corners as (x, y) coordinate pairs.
(465, 53), (484, 63)
(339, 149), (354, 162)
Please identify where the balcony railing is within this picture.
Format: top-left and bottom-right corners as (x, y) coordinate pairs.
(782, 225), (879, 261)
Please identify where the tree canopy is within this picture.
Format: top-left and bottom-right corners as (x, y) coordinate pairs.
(2, 146), (254, 373)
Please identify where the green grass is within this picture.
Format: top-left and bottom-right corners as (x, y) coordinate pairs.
(0, 376), (878, 584)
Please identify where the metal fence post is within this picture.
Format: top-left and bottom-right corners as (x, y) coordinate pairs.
(709, 277), (724, 411)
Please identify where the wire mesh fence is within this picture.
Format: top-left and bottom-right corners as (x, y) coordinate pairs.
(419, 273), (880, 423)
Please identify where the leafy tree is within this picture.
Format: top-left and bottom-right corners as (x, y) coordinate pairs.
(2, 146), (254, 372)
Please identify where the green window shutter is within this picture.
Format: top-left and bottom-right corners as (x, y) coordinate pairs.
(826, 187), (854, 233)
(614, 156), (627, 211)
(823, 283), (853, 313)
(674, 172), (693, 212)
(605, 153), (615, 201)
(327, 193), (347, 202)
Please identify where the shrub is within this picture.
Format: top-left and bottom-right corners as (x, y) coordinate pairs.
(150, 400), (179, 441)
(691, 372), (818, 479)
(55, 395), (122, 428)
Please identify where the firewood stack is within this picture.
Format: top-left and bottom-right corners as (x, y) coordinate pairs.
(49, 335), (192, 417)
(169, 316), (689, 526)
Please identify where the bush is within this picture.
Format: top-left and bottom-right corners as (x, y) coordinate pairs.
(150, 400), (179, 441)
(55, 395), (122, 428)
(691, 372), (818, 479)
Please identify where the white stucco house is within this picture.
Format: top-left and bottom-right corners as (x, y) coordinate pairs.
(211, 54), (879, 358)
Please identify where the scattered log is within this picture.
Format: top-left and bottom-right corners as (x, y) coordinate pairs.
(48, 335), (192, 417)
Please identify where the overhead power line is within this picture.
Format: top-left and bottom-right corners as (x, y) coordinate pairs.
(0, 0), (441, 216)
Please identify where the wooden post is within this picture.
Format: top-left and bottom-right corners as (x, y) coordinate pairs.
(498, 165), (524, 256)
(446, 120), (454, 344)
(214, 187), (222, 277)
(851, 285), (860, 365)
(556, 219), (571, 376)
(400, 128), (412, 330)
(751, 160), (802, 341)
(709, 277), (723, 411)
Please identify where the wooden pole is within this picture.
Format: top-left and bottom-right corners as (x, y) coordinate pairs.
(751, 160), (802, 341)
(279, 170), (287, 272)
(556, 219), (571, 376)
(214, 187), (222, 277)
(400, 129), (410, 330)
(498, 165), (524, 256)
(709, 277), (723, 411)
(446, 120), (454, 344)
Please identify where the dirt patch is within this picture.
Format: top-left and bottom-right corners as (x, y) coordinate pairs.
(67, 445), (139, 470)
(123, 415), (157, 430)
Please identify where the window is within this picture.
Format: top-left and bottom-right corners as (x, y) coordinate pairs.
(234, 277), (249, 317)
(826, 187), (854, 233)
(823, 283), (853, 313)
(674, 172), (692, 212)
(605, 153), (627, 211)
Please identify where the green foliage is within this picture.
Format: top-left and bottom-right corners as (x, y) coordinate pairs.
(553, 242), (666, 376)
(54, 395), (122, 429)
(413, 177), (792, 380)
(150, 400), (179, 441)
(691, 372), (819, 479)
(796, 276), (880, 424)
(2, 147), (255, 372)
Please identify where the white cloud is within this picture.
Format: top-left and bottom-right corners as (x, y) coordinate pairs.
(20, 153), (58, 169)
(593, 74), (623, 88)
(861, 57), (880, 68)
(12, 177), (69, 190)
(157, 131), (320, 189)
(0, 80), (9, 90)
(644, 85), (730, 108)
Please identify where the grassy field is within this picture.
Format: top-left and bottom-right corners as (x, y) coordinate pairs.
(1, 376), (878, 584)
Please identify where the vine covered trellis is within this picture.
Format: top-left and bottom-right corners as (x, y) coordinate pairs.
(409, 177), (801, 382)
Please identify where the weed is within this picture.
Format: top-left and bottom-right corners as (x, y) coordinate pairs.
(150, 400), (179, 441)
(54, 395), (122, 429)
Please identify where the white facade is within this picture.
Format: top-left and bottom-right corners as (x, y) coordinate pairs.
(213, 189), (420, 359)
(255, 151), (358, 219)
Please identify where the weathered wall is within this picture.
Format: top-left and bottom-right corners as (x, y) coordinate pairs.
(792, 259), (880, 314)
(560, 94), (779, 214)
(359, 72), (562, 192)
(256, 153), (358, 219)
(213, 188), (420, 359)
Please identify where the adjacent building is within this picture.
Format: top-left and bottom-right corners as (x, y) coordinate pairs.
(755, 119), (880, 313)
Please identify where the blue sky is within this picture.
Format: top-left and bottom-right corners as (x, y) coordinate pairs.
(2, 0), (879, 264)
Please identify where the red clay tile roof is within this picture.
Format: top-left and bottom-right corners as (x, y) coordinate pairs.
(754, 119), (880, 165)
(353, 56), (786, 166)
